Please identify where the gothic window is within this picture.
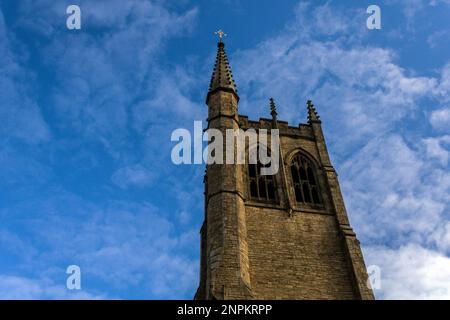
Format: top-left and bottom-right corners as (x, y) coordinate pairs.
(248, 149), (277, 202)
(290, 154), (322, 205)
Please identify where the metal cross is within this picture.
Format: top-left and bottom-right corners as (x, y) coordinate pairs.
(215, 29), (227, 41)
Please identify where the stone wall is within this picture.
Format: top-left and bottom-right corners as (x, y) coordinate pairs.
(245, 205), (356, 299)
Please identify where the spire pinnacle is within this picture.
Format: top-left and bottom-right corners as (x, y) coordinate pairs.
(206, 34), (239, 104)
(270, 98), (278, 119)
(270, 98), (278, 128)
(307, 100), (321, 124)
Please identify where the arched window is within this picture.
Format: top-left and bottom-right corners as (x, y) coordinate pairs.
(248, 148), (277, 202)
(290, 154), (322, 205)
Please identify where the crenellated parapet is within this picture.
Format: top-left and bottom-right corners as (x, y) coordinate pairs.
(238, 115), (314, 139)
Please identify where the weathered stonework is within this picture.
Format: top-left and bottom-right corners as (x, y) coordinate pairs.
(195, 41), (374, 300)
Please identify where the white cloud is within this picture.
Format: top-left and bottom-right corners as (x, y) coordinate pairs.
(111, 164), (155, 189)
(234, 5), (438, 156)
(0, 275), (105, 300)
(431, 222), (450, 253)
(366, 245), (450, 299)
(438, 63), (450, 98)
(341, 134), (448, 245)
(423, 136), (450, 166)
(430, 108), (450, 130)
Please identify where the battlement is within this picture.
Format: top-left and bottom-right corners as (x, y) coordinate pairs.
(238, 115), (314, 139)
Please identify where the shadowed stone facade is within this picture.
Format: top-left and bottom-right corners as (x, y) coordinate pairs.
(195, 40), (374, 300)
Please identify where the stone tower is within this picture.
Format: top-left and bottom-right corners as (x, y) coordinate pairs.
(194, 40), (374, 300)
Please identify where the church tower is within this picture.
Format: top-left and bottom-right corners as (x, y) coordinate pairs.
(195, 39), (374, 300)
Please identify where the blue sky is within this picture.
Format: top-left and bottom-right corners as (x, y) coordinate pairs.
(0, 0), (449, 299)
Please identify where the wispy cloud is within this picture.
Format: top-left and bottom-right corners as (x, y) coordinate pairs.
(0, 190), (199, 298)
(423, 136), (450, 166)
(0, 0), (201, 299)
(111, 164), (155, 189)
(0, 275), (105, 300)
(0, 10), (50, 145)
(430, 108), (450, 130)
(366, 244), (450, 299)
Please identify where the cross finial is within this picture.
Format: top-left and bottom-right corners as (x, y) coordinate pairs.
(215, 29), (227, 42)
